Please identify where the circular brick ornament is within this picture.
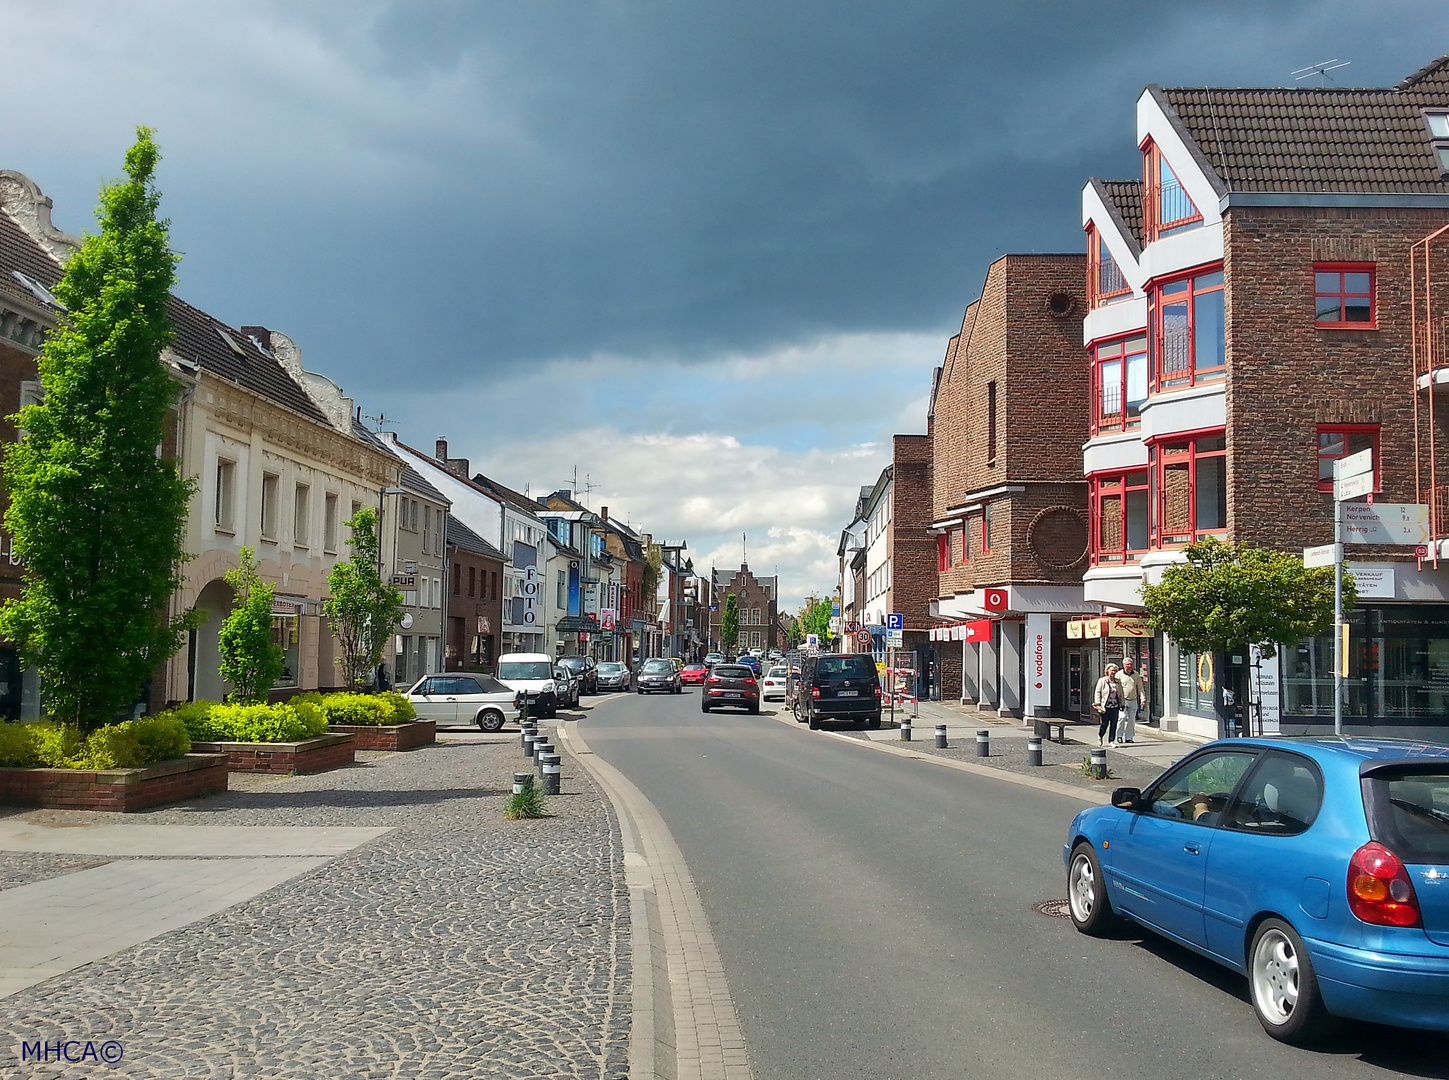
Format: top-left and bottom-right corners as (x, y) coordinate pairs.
(1027, 505), (1088, 570)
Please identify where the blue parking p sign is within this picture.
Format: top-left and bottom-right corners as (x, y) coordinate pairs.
(887, 612), (904, 631)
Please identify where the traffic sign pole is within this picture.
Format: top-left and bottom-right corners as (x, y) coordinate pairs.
(1334, 498), (1343, 736)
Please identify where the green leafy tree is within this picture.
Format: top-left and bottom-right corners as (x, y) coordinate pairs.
(218, 547), (283, 703)
(721, 593), (740, 650)
(323, 507), (405, 691)
(1141, 538), (1352, 659)
(0, 129), (196, 731)
(799, 598), (834, 646)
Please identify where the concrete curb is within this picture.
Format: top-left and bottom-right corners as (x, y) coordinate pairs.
(558, 720), (753, 1080)
(765, 706), (1111, 806)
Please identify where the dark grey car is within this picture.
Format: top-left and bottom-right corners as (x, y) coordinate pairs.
(701, 663), (760, 714)
(636, 658), (682, 694)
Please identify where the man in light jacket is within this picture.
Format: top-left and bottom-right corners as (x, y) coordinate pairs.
(1115, 657), (1146, 744)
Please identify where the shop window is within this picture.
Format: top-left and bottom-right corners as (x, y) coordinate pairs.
(271, 613), (299, 687)
(1090, 470), (1150, 564)
(1317, 425), (1379, 493)
(1177, 650), (1217, 719)
(1143, 141), (1203, 241)
(1150, 432), (1227, 546)
(1092, 334), (1148, 435)
(1087, 226), (1132, 306)
(1314, 264), (1375, 328)
(1151, 268), (1224, 392)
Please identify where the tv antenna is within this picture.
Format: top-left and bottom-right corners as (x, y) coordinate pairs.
(567, 466), (598, 505)
(364, 412), (397, 432)
(1292, 59), (1350, 85)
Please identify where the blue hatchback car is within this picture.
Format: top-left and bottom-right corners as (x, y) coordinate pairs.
(1064, 737), (1449, 1044)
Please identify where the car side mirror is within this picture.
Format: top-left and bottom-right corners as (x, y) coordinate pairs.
(1111, 786), (1143, 811)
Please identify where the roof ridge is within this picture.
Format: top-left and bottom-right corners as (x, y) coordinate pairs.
(1398, 53), (1449, 91)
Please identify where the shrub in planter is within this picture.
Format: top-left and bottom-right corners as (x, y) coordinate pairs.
(0, 714), (192, 769)
(377, 691), (416, 723)
(313, 692), (418, 727)
(177, 702), (326, 744)
(0, 724), (42, 768)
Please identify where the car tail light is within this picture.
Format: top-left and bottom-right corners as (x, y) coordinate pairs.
(708, 675), (721, 684)
(1348, 841), (1422, 928)
(745, 677), (757, 687)
(811, 687), (820, 700)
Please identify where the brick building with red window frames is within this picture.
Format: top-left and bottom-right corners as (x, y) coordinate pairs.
(1080, 55), (1449, 741)
(927, 254), (1089, 718)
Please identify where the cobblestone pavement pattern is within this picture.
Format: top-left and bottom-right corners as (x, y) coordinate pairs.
(0, 734), (630, 1079)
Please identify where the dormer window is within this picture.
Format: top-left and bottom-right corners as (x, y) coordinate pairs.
(1087, 226), (1131, 306)
(1143, 141), (1202, 242)
(1425, 113), (1449, 173)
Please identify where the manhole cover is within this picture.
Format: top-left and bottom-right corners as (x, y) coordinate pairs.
(1033, 899), (1071, 919)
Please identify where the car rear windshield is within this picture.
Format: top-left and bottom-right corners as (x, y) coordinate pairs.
(499, 661), (553, 680)
(714, 665), (751, 678)
(642, 660), (673, 673)
(1366, 770), (1449, 863)
(557, 657), (588, 670)
(815, 656), (876, 678)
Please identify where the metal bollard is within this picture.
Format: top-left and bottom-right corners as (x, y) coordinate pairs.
(900, 720), (912, 741)
(540, 753), (561, 795)
(935, 724), (948, 749)
(521, 724), (537, 750)
(976, 729), (990, 757)
(523, 731), (537, 757)
(513, 771), (535, 794)
(1090, 746), (1108, 779)
(1027, 736), (1043, 767)
(534, 741), (553, 772)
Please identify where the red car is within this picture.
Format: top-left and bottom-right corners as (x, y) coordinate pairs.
(680, 663), (708, 685)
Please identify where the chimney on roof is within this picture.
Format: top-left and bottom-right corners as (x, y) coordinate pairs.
(435, 438), (448, 462)
(240, 326), (272, 352)
(601, 506), (609, 522)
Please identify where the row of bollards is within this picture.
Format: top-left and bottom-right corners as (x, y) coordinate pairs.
(519, 720), (562, 794)
(896, 720), (1065, 770)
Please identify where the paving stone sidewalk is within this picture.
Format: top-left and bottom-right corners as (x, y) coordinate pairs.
(0, 730), (630, 1079)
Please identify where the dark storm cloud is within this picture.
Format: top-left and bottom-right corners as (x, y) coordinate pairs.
(17, 0), (1449, 392)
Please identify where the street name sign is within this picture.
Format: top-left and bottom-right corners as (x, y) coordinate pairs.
(1334, 448), (1373, 481)
(1335, 470), (1375, 502)
(1343, 503), (1429, 545)
(1303, 543), (1340, 568)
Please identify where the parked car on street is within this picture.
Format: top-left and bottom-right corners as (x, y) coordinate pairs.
(556, 655), (598, 694)
(680, 663), (708, 686)
(761, 665), (788, 702)
(407, 673), (518, 732)
(704, 652), (725, 668)
(1064, 737), (1449, 1044)
(595, 661), (631, 691)
(701, 663), (760, 714)
(795, 652), (881, 728)
(635, 657), (682, 694)
(497, 652), (565, 718)
(552, 664), (581, 709)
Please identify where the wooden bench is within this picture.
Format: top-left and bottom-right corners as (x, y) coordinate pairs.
(1033, 717), (1093, 744)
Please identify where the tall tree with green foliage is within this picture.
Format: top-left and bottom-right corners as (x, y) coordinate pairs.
(0, 129), (195, 731)
(218, 547), (283, 703)
(721, 593), (739, 650)
(1141, 538), (1351, 659)
(324, 507), (404, 691)
(799, 598), (834, 645)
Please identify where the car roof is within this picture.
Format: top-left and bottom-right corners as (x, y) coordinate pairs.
(499, 653), (553, 663)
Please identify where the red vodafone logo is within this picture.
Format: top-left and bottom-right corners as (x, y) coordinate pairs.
(983, 588), (1009, 611)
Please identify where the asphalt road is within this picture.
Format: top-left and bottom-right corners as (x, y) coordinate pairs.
(583, 688), (1449, 1080)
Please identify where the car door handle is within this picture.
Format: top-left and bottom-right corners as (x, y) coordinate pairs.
(1183, 842), (1201, 855)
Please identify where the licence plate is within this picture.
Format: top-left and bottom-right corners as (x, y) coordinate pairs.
(724, 692), (741, 698)
(836, 690), (858, 697)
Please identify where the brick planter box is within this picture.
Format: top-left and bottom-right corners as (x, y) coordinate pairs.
(326, 719), (435, 752)
(0, 754), (229, 813)
(189, 732), (355, 774)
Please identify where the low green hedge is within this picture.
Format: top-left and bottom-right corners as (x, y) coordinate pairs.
(163, 701), (327, 744)
(0, 715), (192, 770)
(292, 691), (418, 727)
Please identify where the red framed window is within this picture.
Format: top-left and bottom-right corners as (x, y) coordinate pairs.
(1150, 267), (1224, 393)
(1087, 225), (1131, 307)
(1143, 140), (1202, 242)
(1317, 425), (1379, 493)
(1090, 470), (1150, 565)
(1314, 264), (1375, 328)
(937, 533), (949, 572)
(1149, 431), (1227, 547)
(1092, 334), (1147, 435)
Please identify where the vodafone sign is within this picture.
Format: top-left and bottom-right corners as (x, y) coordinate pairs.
(982, 588), (1009, 612)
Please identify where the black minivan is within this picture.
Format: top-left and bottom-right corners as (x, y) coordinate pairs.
(795, 653), (882, 729)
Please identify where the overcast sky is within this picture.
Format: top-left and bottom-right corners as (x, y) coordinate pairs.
(4, 1), (1448, 609)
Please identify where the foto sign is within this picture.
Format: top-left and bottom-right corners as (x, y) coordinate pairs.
(1335, 470), (1375, 502)
(1303, 543), (1340, 569)
(1343, 503), (1430, 545)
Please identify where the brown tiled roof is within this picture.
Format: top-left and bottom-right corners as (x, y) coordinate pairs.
(1095, 179), (1143, 249)
(0, 211), (66, 294)
(1396, 54), (1449, 104)
(1156, 78), (1449, 193)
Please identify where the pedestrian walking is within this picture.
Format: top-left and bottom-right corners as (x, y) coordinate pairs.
(1093, 663), (1121, 745)
(1115, 658), (1146, 744)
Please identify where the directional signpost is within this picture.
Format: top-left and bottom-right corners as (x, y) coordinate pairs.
(1329, 450), (1375, 736)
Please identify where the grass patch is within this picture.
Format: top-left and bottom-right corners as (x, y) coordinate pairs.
(504, 783), (548, 820)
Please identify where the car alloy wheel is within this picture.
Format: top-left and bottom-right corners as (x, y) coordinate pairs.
(1248, 918), (1331, 1044)
(476, 709), (505, 733)
(1066, 842), (1118, 936)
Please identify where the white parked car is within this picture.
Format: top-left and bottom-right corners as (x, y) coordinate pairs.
(407, 673), (517, 732)
(497, 652), (565, 718)
(762, 665), (788, 702)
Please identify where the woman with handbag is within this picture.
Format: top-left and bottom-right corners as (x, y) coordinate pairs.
(1092, 663), (1121, 745)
